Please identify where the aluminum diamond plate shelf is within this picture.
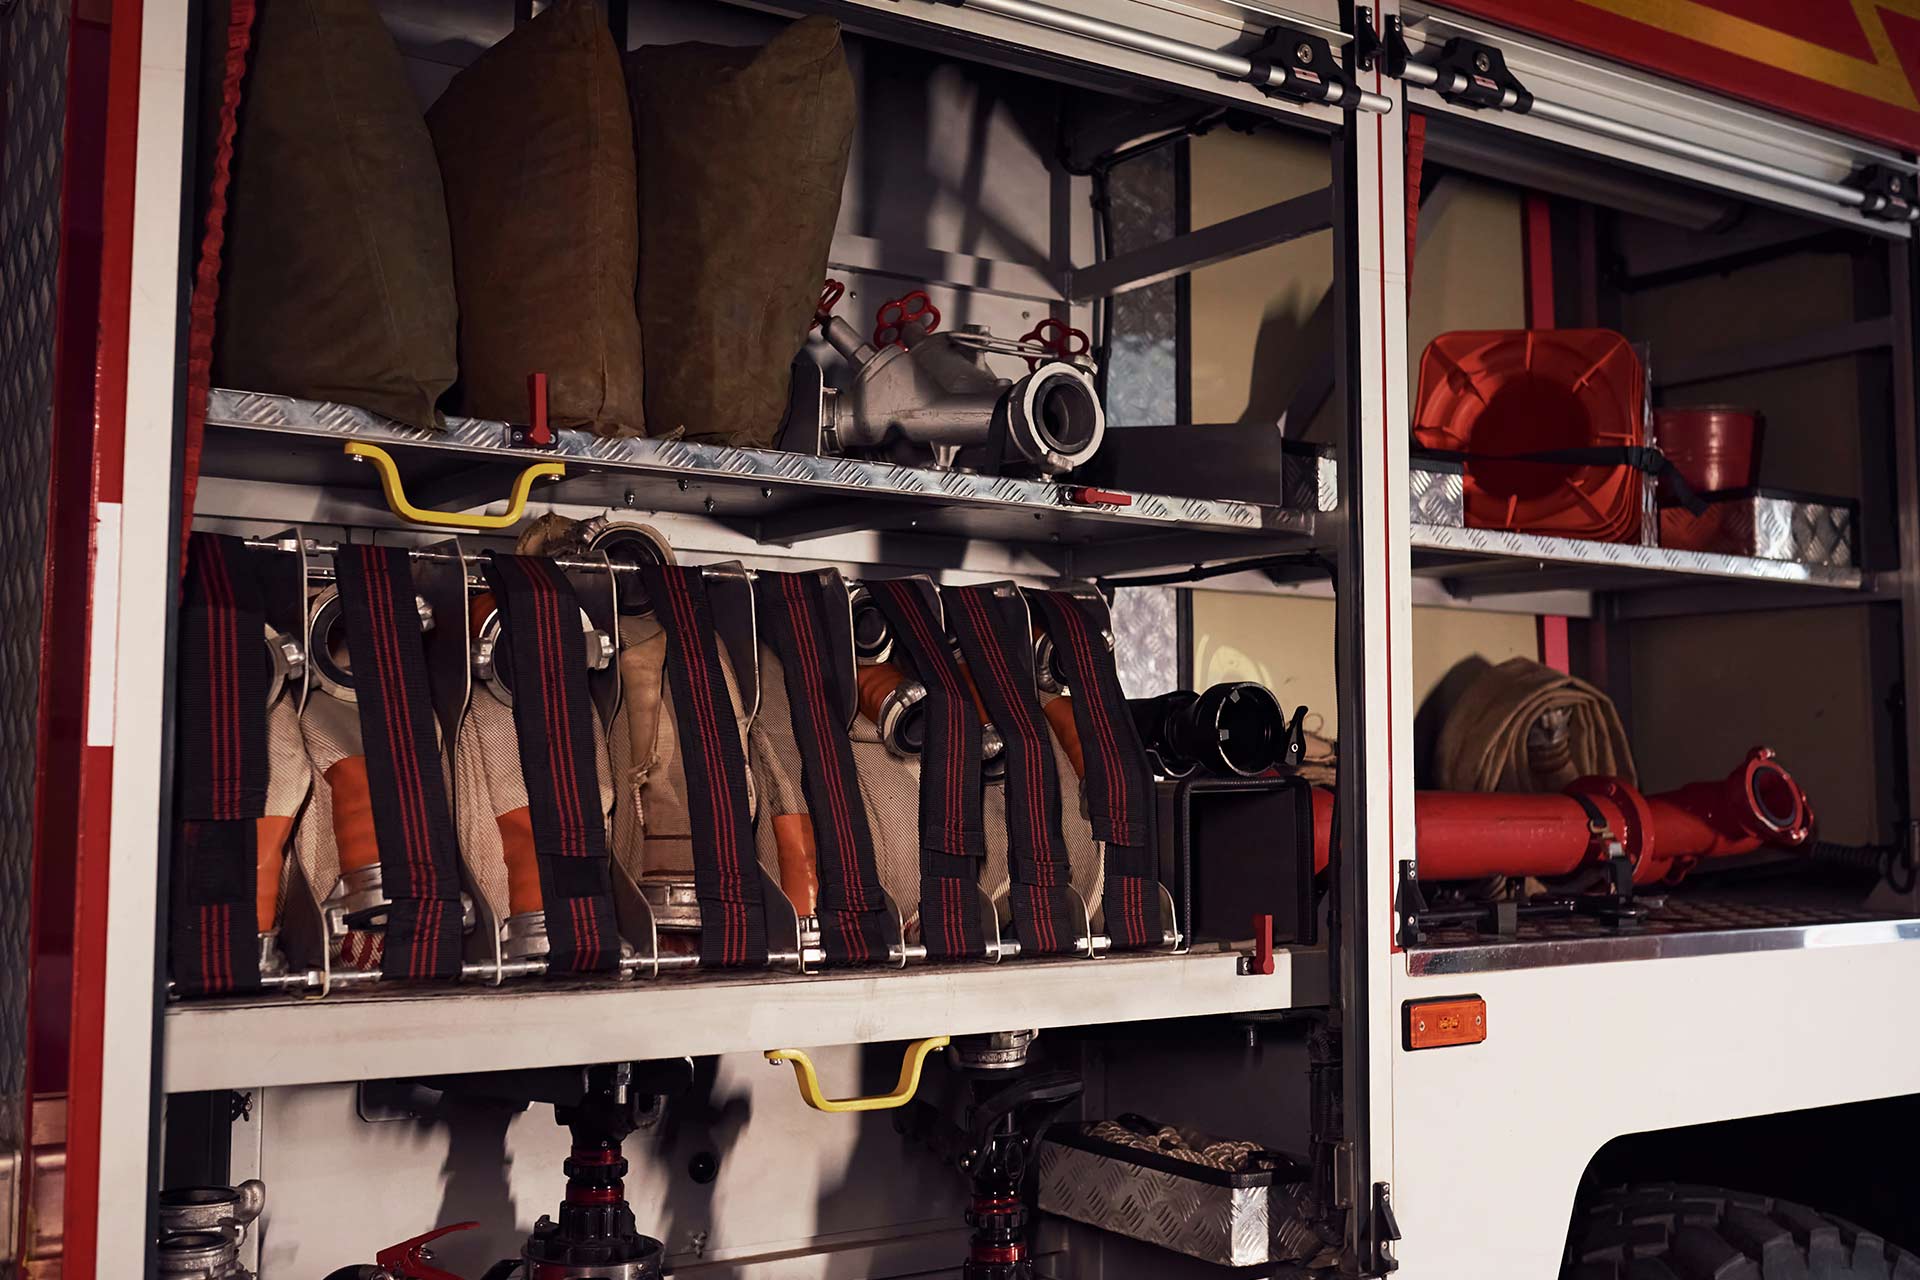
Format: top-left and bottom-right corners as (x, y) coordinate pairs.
(1411, 520), (1866, 596)
(203, 390), (1314, 570)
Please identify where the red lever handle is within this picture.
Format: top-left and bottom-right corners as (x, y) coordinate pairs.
(375, 1222), (480, 1280)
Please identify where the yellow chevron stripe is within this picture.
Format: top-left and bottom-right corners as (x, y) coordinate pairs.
(1571, 0), (1920, 109)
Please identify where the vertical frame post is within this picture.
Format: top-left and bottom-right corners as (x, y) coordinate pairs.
(1332, 2), (1411, 1271)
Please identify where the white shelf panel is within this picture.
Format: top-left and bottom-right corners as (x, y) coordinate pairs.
(162, 947), (1318, 1092)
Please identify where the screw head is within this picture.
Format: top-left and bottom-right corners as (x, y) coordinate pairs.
(1894, 176), (1906, 194)
(1473, 50), (1492, 72)
(1294, 41), (1314, 63)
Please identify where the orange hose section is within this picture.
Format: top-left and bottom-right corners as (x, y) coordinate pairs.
(325, 755), (381, 873)
(255, 814), (292, 932)
(773, 814), (820, 915)
(470, 590), (496, 639)
(856, 661), (995, 731)
(495, 806), (544, 916)
(856, 663), (908, 729)
(1042, 696), (1085, 779)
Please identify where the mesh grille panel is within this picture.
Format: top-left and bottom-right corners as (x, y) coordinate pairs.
(0, 0), (68, 1148)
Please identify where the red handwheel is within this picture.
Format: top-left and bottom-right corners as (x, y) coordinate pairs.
(1020, 318), (1090, 370)
(873, 290), (940, 349)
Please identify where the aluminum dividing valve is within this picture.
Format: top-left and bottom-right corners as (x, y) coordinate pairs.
(804, 282), (1106, 477)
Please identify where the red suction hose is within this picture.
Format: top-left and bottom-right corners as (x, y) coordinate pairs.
(1308, 747), (1813, 885)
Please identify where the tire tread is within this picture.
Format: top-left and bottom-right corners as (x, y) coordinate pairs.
(1566, 1185), (1918, 1280)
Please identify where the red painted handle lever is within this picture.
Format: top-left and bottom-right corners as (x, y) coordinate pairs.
(375, 1221), (480, 1280)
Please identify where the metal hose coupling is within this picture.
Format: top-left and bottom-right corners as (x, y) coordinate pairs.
(1131, 683), (1302, 778)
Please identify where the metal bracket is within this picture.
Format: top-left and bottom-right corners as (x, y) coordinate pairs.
(1241, 24), (1353, 107)
(1353, 8), (1380, 73)
(1852, 163), (1919, 223)
(1394, 860), (1429, 948)
(1372, 1182), (1402, 1273)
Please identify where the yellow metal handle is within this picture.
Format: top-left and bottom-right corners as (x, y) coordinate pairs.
(344, 441), (564, 530)
(766, 1036), (950, 1113)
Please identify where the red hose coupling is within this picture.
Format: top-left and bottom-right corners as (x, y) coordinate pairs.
(1569, 746), (1812, 884)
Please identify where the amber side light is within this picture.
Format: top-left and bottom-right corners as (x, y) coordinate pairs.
(1404, 996), (1486, 1050)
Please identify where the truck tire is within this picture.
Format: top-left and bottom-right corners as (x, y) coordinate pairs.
(1565, 1183), (1920, 1279)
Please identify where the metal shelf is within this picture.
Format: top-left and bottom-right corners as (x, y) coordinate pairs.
(202, 390), (1314, 576)
(160, 946), (1319, 1092)
(1411, 522), (1866, 600)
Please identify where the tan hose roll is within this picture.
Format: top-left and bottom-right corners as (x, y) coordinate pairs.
(1433, 656), (1635, 793)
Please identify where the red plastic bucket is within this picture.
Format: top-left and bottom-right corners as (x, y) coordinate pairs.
(1653, 406), (1763, 495)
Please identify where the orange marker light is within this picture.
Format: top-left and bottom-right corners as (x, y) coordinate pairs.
(1404, 996), (1486, 1050)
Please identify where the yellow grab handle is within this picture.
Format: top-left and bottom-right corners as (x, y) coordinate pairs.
(345, 441), (564, 530)
(766, 1036), (950, 1113)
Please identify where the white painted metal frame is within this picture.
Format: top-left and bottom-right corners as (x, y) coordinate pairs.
(1335, 6), (1411, 1266)
(92, 0), (193, 1274)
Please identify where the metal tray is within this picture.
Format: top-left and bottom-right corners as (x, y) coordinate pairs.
(1657, 487), (1856, 567)
(1037, 1124), (1327, 1268)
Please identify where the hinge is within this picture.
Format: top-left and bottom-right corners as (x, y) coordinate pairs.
(1353, 8), (1380, 72)
(1395, 860), (1428, 948)
(1373, 1181), (1402, 1273)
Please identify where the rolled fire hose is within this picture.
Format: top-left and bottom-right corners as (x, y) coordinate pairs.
(454, 587), (617, 963)
(295, 583), (439, 972)
(1306, 746), (1812, 885)
(852, 641), (1100, 948)
(1433, 656), (1635, 793)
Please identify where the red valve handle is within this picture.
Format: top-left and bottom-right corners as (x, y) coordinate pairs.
(1019, 318), (1090, 371)
(873, 290), (940, 350)
(813, 278), (846, 331)
(375, 1222), (480, 1280)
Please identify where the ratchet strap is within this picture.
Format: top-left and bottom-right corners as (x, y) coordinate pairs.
(483, 555), (620, 972)
(640, 564), (767, 967)
(868, 578), (987, 959)
(944, 585), (1080, 957)
(335, 545), (465, 981)
(755, 572), (893, 965)
(171, 533), (270, 995)
(1029, 591), (1163, 950)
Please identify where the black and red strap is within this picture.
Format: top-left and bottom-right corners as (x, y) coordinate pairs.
(170, 533), (272, 995)
(1028, 590), (1163, 950)
(639, 564), (767, 968)
(335, 545), (465, 981)
(942, 584), (1081, 957)
(483, 555), (621, 973)
(755, 572), (893, 966)
(867, 578), (986, 959)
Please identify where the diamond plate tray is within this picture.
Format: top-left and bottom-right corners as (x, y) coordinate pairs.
(1409, 518), (1864, 589)
(1409, 463), (1464, 527)
(1658, 488), (1856, 567)
(1037, 1126), (1326, 1268)
(203, 391), (1313, 559)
